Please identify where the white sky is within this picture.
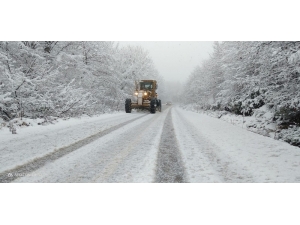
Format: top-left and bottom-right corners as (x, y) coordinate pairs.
(118, 41), (214, 83)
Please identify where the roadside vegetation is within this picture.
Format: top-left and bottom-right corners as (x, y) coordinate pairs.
(0, 41), (165, 129)
(183, 42), (300, 147)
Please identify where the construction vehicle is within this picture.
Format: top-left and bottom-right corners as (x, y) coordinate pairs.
(125, 80), (162, 114)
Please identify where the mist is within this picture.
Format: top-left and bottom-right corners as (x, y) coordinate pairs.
(118, 41), (214, 83)
(118, 41), (214, 103)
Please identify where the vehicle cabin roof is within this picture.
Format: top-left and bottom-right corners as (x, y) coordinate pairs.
(141, 80), (156, 82)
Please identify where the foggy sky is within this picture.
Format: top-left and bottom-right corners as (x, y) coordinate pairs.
(118, 41), (214, 83)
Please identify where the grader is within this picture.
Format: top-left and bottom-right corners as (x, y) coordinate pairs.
(125, 80), (162, 114)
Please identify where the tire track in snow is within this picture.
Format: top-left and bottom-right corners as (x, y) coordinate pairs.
(0, 113), (143, 174)
(91, 109), (168, 182)
(172, 107), (255, 182)
(14, 107), (170, 183)
(155, 108), (187, 183)
(0, 114), (147, 183)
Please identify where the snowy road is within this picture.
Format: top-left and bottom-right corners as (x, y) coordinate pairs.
(1, 105), (300, 183)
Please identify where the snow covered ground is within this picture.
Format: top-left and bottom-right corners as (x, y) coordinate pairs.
(182, 104), (300, 147)
(1, 105), (300, 183)
(11, 108), (169, 182)
(173, 107), (300, 182)
(0, 112), (144, 174)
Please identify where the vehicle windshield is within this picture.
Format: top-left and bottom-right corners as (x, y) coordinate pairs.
(140, 82), (153, 90)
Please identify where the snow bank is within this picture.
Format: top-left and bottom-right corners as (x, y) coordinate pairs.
(174, 106), (300, 182)
(181, 104), (300, 148)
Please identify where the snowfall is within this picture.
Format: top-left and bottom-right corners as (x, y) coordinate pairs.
(0, 105), (300, 183)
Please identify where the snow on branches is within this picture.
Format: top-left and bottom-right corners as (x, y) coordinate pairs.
(0, 41), (164, 126)
(183, 41), (300, 146)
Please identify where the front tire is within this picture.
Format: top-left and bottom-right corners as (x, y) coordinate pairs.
(125, 99), (132, 113)
(150, 99), (156, 114)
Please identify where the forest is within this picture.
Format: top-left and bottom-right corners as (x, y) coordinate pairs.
(0, 41), (165, 122)
(1, 41), (299, 146)
(183, 41), (300, 146)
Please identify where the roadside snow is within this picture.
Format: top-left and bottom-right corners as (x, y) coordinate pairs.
(0, 112), (143, 173)
(182, 104), (300, 147)
(173, 106), (300, 182)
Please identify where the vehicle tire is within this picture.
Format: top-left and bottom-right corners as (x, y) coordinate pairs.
(125, 99), (132, 113)
(150, 99), (156, 114)
(158, 99), (162, 112)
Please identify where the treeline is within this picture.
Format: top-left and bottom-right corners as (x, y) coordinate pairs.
(0, 41), (164, 121)
(183, 41), (300, 126)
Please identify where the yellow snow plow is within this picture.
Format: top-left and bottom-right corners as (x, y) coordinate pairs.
(125, 80), (162, 114)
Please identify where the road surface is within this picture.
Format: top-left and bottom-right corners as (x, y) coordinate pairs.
(0, 105), (300, 183)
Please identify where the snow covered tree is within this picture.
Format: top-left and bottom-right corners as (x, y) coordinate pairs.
(0, 41), (164, 123)
(115, 45), (164, 100)
(183, 41), (300, 125)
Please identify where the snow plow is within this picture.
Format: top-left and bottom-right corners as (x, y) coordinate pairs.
(125, 80), (162, 114)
